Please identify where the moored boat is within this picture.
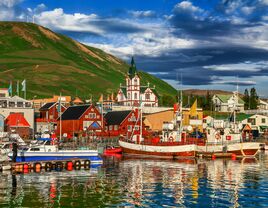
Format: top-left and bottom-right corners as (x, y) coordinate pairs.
(8, 138), (103, 164)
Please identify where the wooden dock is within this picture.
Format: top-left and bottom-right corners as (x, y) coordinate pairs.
(0, 158), (92, 173)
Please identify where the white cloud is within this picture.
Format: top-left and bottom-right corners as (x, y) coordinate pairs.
(204, 61), (268, 72)
(129, 10), (156, 18)
(0, 0), (23, 7)
(174, 1), (203, 13)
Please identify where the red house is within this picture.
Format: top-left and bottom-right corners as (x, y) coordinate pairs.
(36, 102), (66, 133)
(102, 109), (141, 138)
(57, 105), (102, 138)
(5, 113), (31, 138)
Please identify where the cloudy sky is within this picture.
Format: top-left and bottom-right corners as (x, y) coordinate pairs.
(1, 0), (268, 96)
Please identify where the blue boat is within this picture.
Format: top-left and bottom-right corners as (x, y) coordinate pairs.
(8, 138), (103, 164)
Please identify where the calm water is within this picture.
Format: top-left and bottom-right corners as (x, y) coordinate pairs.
(1, 153), (268, 208)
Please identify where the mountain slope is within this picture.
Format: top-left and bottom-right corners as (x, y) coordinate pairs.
(0, 21), (177, 100)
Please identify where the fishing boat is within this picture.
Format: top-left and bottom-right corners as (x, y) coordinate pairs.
(119, 90), (198, 158)
(8, 138), (103, 164)
(104, 146), (122, 154)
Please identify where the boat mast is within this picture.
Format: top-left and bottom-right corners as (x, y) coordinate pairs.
(233, 80), (239, 133)
(177, 73), (183, 142)
(59, 92), (62, 141)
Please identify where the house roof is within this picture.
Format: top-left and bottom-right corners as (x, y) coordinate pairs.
(104, 110), (132, 125)
(5, 113), (30, 127)
(39, 102), (56, 111)
(73, 97), (84, 104)
(60, 105), (90, 120)
(215, 94), (244, 104)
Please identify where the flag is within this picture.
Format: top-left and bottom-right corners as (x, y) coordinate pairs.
(21, 79), (26, 92)
(8, 81), (12, 96)
(16, 80), (19, 96)
(189, 99), (197, 117)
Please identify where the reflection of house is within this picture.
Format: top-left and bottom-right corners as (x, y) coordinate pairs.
(36, 102), (67, 133)
(212, 94), (244, 112)
(5, 113), (31, 138)
(258, 99), (268, 110)
(103, 110), (140, 138)
(0, 95), (34, 131)
(57, 105), (102, 138)
(116, 57), (158, 107)
(143, 110), (174, 132)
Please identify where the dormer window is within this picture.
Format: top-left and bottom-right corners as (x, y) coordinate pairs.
(134, 79), (137, 85)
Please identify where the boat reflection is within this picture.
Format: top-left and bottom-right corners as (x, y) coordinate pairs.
(0, 155), (266, 207)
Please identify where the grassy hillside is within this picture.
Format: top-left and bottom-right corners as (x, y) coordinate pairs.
(0, 21), (176, 100)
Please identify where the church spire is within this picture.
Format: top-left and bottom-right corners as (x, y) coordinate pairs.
(128, 56), (137, 79)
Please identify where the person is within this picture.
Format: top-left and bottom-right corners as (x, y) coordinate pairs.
(12, 142), (18, 162)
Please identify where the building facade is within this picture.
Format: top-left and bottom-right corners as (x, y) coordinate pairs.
(212, 93), (244, 113)
(116, 57), (158, 107)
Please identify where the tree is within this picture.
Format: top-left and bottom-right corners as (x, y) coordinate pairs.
(203, 91), (212, 110)
(159, 94), (177, 107)
(243, 89), (249, 110)
(249, 87), (258, 109)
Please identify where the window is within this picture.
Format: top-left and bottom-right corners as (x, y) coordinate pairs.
(145, 93), (150, 100)
(25, 102), (31, 107)
(89, 113), (96, 119)
(134, 79), (137, 85)
(109, 125), (113, 130)
(248, 118), (256, 125)
(17, 102), (23, 107)
(114, 125), (118, 130)
(128, 93), (130, 99)
(262, 118), (266, 123)
(134, 126), (139, 131)
(128, 125), (132, 131)
(134, 93), (137, 100)
(9, 102), (15, 107)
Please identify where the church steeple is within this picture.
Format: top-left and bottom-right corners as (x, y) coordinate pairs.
(128, 56), (137, 79)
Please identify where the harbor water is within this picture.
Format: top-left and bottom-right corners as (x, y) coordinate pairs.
(1, 153), (268, 207)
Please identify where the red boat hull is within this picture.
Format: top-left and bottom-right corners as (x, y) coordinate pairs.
(104, 148), (122, 154)
(121, 146), (195, 158)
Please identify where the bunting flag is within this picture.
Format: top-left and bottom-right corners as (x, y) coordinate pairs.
(21, 79), (26, 92)
(8, 81), (12, 96)
(189, 99), (197, 117)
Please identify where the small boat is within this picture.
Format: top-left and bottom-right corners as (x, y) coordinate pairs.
(104, 146), (122, 154)
(8, 138), (103, 164)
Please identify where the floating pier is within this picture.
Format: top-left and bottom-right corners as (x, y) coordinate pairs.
(0, 158), (92, 173)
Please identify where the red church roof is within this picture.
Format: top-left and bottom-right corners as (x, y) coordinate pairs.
(5, 113), (30, 127)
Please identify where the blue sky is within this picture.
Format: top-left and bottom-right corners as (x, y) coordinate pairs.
(1, 0), (268, 96)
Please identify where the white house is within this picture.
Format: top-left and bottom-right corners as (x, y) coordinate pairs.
(212, 93), (244, 113)
(258, 99), (268, 110)
(0, 90), (34, 131)
(116, 57), (158, 107)
(240, 114), (268, 133)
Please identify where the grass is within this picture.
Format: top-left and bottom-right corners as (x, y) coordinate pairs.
(0, 21), (177, 101)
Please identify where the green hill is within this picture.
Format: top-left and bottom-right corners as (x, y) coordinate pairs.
(0, 21), (176, 101)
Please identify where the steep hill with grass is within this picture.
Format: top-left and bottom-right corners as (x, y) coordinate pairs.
(0, 21), (176, 100)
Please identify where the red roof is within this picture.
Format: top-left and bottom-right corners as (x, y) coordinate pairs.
(5, 113), (30, 127)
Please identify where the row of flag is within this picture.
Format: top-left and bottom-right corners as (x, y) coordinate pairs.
(8, 80), (26, 98)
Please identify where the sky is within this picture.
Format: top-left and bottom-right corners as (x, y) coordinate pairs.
(1, 0), (268, 97)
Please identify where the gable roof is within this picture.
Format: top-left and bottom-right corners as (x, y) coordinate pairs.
(104, 110), (132, 125)
(215, 94), (244, 104)
(40, 102), (56, 111)
(5, 113), (30, 127)
(60, 105), (90, 120)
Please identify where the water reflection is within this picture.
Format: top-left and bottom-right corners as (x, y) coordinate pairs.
(0, 154), (268, 207)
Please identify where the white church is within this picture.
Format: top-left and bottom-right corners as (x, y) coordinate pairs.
(116, 57), (159, 107)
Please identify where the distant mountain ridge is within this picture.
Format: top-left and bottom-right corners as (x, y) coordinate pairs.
(183, 89), (241, 96)
(0, 21), (177, 100)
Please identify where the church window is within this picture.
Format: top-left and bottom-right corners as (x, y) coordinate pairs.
(146, 93), (150, 100)
(134, 79), (137, 85)
(128, 93), (130, 99)
(134, 93), (137, 99)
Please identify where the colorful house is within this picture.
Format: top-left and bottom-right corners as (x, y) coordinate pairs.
(116, 57), (158, 107)
(36, 102), (67, 133)
(5, 113), (31, 138)
(103, 109), (141, 138)
(57, 105), (102, 138)
(212, 93), (244, 112)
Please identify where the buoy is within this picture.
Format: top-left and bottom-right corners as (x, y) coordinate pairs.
(74, 160), (81, 170)
(66, 161), (73, 171)
(83, 160), (90, 169)
(45, 162), (53, 171)
(23, 164), (29, 173)
(55, 162), (63, 171)
(212, 154), (216, 160)
(231, 153), (237, 160)
(34, 162), (42, 173)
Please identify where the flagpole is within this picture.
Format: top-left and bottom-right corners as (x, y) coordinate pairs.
(25, 80), (26, 99)
(59, 92), (62, 142)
